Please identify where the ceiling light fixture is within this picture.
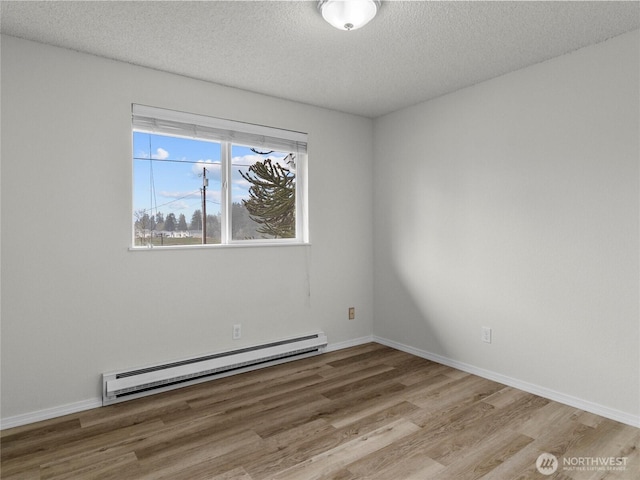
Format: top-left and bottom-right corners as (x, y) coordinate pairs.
(317, 0), (381, 31)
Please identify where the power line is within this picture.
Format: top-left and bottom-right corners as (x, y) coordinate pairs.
(133, 156), (265, 167)
(138, 190), (201, 214)
(133, 156), (222, 166)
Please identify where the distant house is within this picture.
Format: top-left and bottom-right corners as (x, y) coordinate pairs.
(135, 230), (192, 239)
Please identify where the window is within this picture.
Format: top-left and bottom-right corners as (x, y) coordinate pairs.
(131, 105), (308, 248)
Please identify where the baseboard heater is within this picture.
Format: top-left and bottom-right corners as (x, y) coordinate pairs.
(102, 331), (327, 406)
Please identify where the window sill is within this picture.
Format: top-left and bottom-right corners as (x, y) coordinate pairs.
(129, 242), (311, 252)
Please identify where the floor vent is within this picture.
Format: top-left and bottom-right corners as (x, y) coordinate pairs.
(102, 332), (327, 405)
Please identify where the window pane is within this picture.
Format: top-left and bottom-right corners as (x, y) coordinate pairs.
(133, 132), (221, 246)
(231, 145), (296, 240)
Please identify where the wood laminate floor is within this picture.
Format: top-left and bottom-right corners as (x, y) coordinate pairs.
(1, 343), (638, 479)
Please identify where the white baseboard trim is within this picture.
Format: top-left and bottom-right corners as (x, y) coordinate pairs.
(326, 335), (374, 352)
(373, 336), (640, 428)
(5, 335), (635, 430)
(1, 335), (375, 430)
(1, 398), (102, 431)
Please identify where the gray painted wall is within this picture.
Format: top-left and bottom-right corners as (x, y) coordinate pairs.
(1, 35), (374, 420)
(373, 30), (639, 419)
(2, 29), (638, 425)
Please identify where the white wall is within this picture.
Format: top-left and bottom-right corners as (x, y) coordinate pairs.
(0, 36), (374, 421)
(373, 30), (639, 422)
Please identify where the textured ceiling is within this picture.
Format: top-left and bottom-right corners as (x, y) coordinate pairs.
(1, 1), (639, 118)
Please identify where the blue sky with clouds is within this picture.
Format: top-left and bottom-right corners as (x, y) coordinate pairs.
(133, 132), (289, 223)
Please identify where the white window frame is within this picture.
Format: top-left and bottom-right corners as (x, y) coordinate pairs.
(131, 104), (309, 248)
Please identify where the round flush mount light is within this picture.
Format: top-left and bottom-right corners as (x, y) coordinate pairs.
(317, 0), (381, 31)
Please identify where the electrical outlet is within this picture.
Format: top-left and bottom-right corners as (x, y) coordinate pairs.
(348, 307), (355, 320)
(232, 324), (241, 340)
(482, 326), (492, 344)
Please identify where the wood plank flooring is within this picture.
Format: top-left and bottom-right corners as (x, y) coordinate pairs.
(2, 343), (638, 479)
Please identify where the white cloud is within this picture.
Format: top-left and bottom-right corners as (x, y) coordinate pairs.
(152, 147), (169, 160)
(157, 189), (221, 210)
(232, 154), (264, 166)
(233, 177), (252, 189)
(159, 191), (200, 199)
(191, 159), (221, 179)
(232, 153), (296, 173)
(232, 153), (288, 165)
(167, 200), (190, 211)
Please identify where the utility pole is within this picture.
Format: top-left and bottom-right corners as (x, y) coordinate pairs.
(201, 167), (208, 244)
